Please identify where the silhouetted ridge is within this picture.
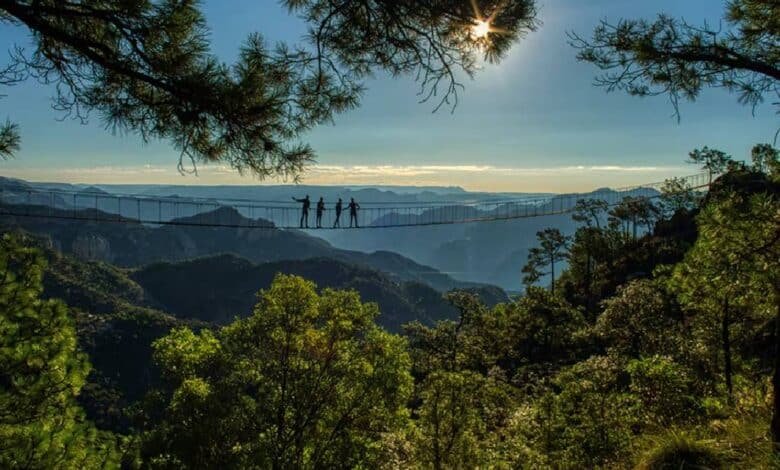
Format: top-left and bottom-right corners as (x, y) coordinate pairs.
(0, 176), (33, 191)
(78, 186), (111, 196)
(130, 253), (464, 331)
(169, 206), (275, 227)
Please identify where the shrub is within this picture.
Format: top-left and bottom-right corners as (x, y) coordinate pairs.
(636, 431), (724, 470)
(627, 355), (700, 425)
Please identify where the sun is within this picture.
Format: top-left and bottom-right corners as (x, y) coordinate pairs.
(472, 19), (491, 39)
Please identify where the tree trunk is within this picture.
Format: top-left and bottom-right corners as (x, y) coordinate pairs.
(722, 299), (733, 403)
(772, 295), (779, 452)
(432, 399), (442, 470)
(584, 251), (592, 316)
(550, 257), (555, 296)
(543, 395), (553, 454)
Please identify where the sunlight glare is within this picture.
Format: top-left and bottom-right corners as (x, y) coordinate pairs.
(472, 19), (491, 39)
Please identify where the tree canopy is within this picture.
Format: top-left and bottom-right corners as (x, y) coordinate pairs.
(569, 0), (779, 120)
(140, 274), (412, 468)
(0, 0), (538, 175)
(0, 234), (118, 468)
(522, 228), (570, 294)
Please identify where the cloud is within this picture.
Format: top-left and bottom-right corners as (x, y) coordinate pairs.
(309, 164), (500, 177)
(57, 165), (169, 175)
(564, 165), (670, 172)
(2, 162), (692, 192)
(306, 164), (685, 177)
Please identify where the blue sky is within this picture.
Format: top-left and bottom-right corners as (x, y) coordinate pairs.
(0, 0), (777, 192)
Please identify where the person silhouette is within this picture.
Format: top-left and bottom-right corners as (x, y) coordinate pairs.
(292, 195), (310, 228)
(333, 198), (343, 228)
(316, 197), (326, 228)
(348, 198), (360, 228)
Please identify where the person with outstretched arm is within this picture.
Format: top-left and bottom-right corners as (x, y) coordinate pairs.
(333, 198), (343, 228)
(348, 198), (360, 228)
(292, 195), (310, 228)
(316, 197), (326, 228)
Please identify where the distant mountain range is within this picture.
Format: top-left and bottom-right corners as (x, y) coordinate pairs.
(322, 187), (661, 290)
(1, 176), (659, 290)
(0, 176), (552, 205)
(0, 201), (505, 293)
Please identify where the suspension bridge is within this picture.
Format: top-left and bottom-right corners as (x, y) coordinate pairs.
(0, 173), (710, 230)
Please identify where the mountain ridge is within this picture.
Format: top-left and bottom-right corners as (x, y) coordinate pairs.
(0, 200), (504, 294)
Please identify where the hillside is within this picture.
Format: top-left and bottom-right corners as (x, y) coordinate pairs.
(17, 229), (506, 334)
(20, 237), (502, 433)
(0, 201), (501, 293)
(26, 242), (197, 431)
(131, 254), (506, 331)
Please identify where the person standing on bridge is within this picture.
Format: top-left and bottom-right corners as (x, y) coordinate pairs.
(333, 198), (343, 228)
(348, 198), (360, 228)
(316, 197), (326, 228)
(292, 195), (310, 228)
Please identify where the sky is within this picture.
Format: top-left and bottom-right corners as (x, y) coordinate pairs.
(0, 0), (777, 192)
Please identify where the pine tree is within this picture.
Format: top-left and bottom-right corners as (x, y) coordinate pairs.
(0, 234), (118, 468)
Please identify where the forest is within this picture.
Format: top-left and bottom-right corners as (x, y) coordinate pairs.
(1, 149), (778, 468)
(1, 0), (779, 468)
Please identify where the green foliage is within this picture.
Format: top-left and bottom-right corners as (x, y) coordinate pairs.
(708, 413), (778, 468)
(504, 287), (586, 377)
(660, 177), (699, 216)
(560, 225), (614, 316)
(698, 184), (779, 448)
(43, 247), (149, 316)
(633, 409), (778, 469)
(571, 21), (780, 445)
(596, 279), (683, 358)
(0, 235), (118, 468)
(627, 356), (699, 426)
(688, 147), (735, 179)
(569, 0), (780, 118)
(561, 36), (780, 448)
(9, 234), (199, 433)
(572, 198), (608, 228)
(636, 431), (724, 470)
(561, 188), (699, 318)
(404, 294), (520, 469)
(694, 189), (779, 287)
(608, 196), (660, 240)
(751, 144), (780, 179)
(670, 187), (779, 399)
(140, 274), (413, 469)
(496, 394), (566, 468)
(412, 370), (490, 469)
(551, 355), (637, 466)
(406, 288), (585, 387)
(522, 228), (570, 293)
(405, 292), (493, 375)
(0, 119), (19, 159)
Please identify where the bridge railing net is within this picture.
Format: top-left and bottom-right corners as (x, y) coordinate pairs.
(0, 173), (710, 230)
